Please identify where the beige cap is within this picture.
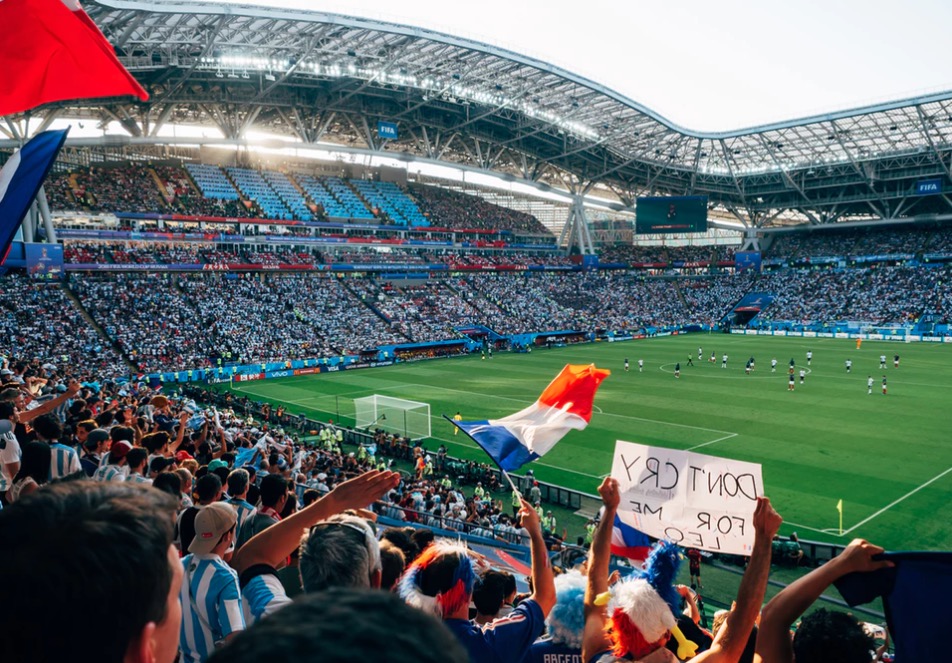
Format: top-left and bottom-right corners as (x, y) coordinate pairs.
(188, 502), (238, 555)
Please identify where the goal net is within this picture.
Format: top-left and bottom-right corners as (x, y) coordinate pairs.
(354, 395), (431, 440)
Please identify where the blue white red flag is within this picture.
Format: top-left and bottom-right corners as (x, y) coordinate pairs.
(452, 363), (609, 472)
(0, 129), (69, 263)
(610, 513), (653, 564)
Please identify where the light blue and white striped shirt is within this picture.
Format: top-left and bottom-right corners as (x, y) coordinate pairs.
(241, 571), (292, 624)
(226, 498), (257, 536)
(179, 553), (245, 663)
(49, 443), (81, 480)
(93, 464), (128, 483)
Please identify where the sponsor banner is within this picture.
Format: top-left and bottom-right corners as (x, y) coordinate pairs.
(907, 335), (921, 342)
(294, 367), (318, 376)
(731, 329), (746, 334)
(835, 333), (849, 339)
(922, 336), (943, 343)
(773, 330), (787, 336)
(803, 331), (817, 337)
(916, 178), (942, 195)
(818, 332), (834, 338)
(867, 334), (884, 340)
(611, 440), (763, 556)
(745, 330), (758, 335)
(236, 373), (264, 382)
(377, 121), (398, 140)
(64, 263), (204, 271)
(265, 370), (292, 379)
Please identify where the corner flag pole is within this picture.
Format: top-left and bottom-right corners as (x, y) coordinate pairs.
(836, 499), (843, 535)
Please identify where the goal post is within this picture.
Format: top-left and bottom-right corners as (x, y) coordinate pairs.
(353, 395), (431, 440)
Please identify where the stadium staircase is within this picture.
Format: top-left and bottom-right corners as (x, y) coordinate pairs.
(148, 167), (174, 206)
(337, 279), (412, 342)
(61, 284), (137, 371)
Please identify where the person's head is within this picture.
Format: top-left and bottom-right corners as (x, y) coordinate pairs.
(110, 425), (135, 446)
(15, 441), (52, 486)
(300, 514), (382, 592)
(126, 448), (149, 475)
(473, 570), (508, 618)
(379, 540), (406, 591)
(152, 471), (182, 498)
(0, 482), (182, 663)
(110, 441), (133, 466)
(174, 468), (193, 494)
(399, 541), (476, 620)
(149, 456), (175, 478)
(259, 474), (288, 510)
(792, 608), (874, 663)
(195, 473), (223, 504)
(75, 419), (97, 442)
(381, 527), (420, 563)
(0, 400), (16, 422)
(141, 431), (170, 455)
(31, 414), (62, 442)
(84, 428), (110, 454)
(302, 488), (320, 507)
(226, 469), (250, 499)
(188, 502), (237, 556)
(206, 589), (468, 663)
(546, 570), (587, 648)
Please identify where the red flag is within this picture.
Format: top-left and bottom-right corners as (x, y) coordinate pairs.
(0, 0), (148, 116)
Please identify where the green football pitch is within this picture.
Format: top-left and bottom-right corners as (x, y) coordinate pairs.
(209, 335), (952, 551)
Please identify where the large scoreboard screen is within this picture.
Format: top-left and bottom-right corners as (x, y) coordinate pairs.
(636, 196), (709, 234)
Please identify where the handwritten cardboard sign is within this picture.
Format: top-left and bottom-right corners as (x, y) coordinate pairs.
(611, 440), (764, 556)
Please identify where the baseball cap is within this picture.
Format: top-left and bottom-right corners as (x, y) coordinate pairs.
(149, 456), (176, 474)
(0, 369), (13, 377)
(175, 450), (194, 462)
(207, 459), (229, 472)
(111, 441), (133, 460)
(86, 428), (110, 446)
(188, 502), (238, 555)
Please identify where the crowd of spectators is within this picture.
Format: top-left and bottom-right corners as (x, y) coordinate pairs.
(409, 184), (549, 234)
(72, 165), (170, 214)
(0, 351), (902, 662)
(0, 274), (127, 377)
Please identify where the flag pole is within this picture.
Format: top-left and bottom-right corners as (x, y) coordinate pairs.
(837, 499), (843, 535)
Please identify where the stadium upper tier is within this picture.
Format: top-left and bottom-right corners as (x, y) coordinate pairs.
(3, 265), (949, 376)
(46, 163), (549, 234)
(7, 0), (952, 225)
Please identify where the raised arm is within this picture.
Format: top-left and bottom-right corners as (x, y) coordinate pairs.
(18, 380), (80, 423)
(234, 469), (400, 573)
(519, 497), (556, 615)
(581, 477), (620, 663)
(694, 496), (781, 663)
(754, 539), (893, 663)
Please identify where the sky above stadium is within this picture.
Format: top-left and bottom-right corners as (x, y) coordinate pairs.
(220, 0), (952, 132)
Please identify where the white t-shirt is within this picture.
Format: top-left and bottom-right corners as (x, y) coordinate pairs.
(0, 431), (22, 493)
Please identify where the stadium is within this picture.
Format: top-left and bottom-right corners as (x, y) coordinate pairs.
(1, 1), (950, 661)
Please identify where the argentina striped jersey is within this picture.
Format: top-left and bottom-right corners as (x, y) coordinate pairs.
(179, 553), (245, 662)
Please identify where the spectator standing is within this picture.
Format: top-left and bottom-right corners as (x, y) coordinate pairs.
(180, 502), (244, 663)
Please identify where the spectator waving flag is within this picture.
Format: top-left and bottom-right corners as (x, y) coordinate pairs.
(611, 513), (653, 564)
(0, 0), (148, 116)
(451, 363), (609, 472)
(0, 129), (69, 262)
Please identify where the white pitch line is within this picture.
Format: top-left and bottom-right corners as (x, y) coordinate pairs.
(781, 520), (842, 536)
(840, 465), (952, 536)
(685, 433), (739, 451)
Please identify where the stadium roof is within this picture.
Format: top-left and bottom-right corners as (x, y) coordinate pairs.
(7, 0), (952, 227)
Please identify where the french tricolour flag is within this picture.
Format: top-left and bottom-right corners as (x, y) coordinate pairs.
(452, 364), (609, 472)
(0, 0), (148, 116)
(0, 129), (69, 262)
(611, 513), (653, 564)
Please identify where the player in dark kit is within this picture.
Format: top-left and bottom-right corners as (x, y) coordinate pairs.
(674, 362), (681, 378)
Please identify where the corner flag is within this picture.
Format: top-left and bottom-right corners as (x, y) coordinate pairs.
(836, 499), (843, 535)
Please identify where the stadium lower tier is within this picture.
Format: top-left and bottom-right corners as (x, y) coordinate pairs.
(2, 265), (949, 378)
